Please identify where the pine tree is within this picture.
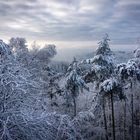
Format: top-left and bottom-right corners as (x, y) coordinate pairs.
(84, 34), (115, 88)
(100, 78), (123, 140)
(83, 34), (116, 139)
(116, 59), (140, 140)
(64, 58), (89, 117)
(45, 67), (63, 107)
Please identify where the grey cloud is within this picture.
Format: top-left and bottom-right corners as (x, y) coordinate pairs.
(0, 0), (139, 45)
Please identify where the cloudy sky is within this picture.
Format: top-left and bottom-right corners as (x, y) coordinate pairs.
(0, 0), (140, 52)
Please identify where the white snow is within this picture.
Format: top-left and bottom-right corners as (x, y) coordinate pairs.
(100, 78), (118, 92)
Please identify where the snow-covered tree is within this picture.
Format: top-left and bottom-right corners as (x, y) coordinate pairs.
(99, 78), (123, 140)
(84, 34), (115, 87)
(0, 40), (64, 140)
(41, 66), (63, 108)
(134, 48), (140, 69)
(50, 61), (69, 74)
(30, 44), (56, 65)
(8, 39), (59, 111)
(0, 40), (42, 139)
(116, 58), (140, 140)
(64, 58), (89, 117)
(9, 37), (29, 66)
(28, 43), (56, 79)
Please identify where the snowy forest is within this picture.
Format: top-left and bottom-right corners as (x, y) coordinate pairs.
(0, 34), (140, 140)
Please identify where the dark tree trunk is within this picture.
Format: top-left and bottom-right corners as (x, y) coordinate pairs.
(123, 100), (126, 140)
(102, 99), (108, 140)
(73, 97), (76, 117)
(135, 109), (140, 140)
(131, 92), (134, 140)
(130, 81), (134, 140)
(110, 92), (116, 140)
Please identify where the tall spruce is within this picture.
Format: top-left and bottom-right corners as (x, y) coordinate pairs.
(116, 59), (140, 140)
(84, 34), (114, 88)
(100, 78), (123, 140)
(64, 58), (89, 117)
